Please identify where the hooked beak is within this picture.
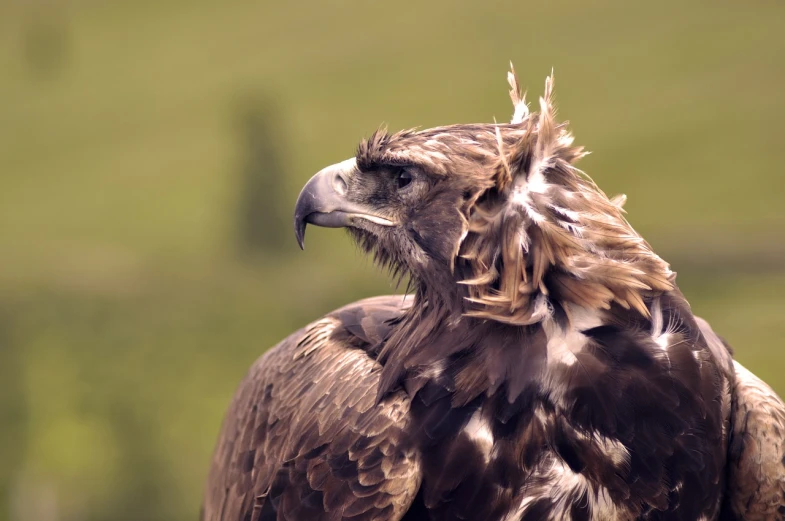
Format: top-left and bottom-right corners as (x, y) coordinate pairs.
(293, 158), (395, 249)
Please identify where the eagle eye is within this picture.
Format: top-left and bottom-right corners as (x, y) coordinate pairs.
(395, 169), (413, 190)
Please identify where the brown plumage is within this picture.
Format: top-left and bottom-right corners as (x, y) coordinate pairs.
(203, 67), (785, 521)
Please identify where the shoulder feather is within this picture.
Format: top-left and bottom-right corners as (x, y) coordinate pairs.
(202, 296), (420, 521)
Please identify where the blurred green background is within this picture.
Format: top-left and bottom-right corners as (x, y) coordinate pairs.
(1, 1), (784, 520)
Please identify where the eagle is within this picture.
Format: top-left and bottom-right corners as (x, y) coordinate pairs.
(202, 68), (785, 521)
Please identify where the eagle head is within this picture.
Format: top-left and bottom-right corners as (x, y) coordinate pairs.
(295, 67), (674, 325)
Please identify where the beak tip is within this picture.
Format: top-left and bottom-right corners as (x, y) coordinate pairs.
(293, 158), (359, 251)
(294, 219), (306, 250)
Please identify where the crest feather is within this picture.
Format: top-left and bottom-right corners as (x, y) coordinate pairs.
(457, 66), (674, 325)
(508, 63), (529, 124)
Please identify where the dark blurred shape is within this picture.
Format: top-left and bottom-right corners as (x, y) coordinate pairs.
(235, 93), (292, 258)
(0, 306), (26, 521)
(21, 9), (69, 79)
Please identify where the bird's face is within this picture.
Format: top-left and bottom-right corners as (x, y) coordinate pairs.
(294, 127), (495, 287)
(295, 72), (674, 323)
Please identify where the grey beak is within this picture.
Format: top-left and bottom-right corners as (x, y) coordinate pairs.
(295, 158), (395, 249)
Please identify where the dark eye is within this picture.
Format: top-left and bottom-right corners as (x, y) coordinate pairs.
(395, 169), (413, 190)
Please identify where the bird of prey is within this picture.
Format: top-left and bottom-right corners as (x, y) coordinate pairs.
(202, 68), (785, 521)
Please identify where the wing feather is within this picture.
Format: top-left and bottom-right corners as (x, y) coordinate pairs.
(202, 296), (420, 521)
(723, 361), (785, 520)
(697, 316), (785, 520)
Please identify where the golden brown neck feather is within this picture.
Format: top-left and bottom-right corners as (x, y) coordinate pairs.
(456, 70), (674, 325)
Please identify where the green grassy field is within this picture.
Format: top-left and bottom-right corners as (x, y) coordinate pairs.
(1, 1), (784, 520)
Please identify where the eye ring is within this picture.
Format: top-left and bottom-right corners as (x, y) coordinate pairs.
(395, 169), (413, 190)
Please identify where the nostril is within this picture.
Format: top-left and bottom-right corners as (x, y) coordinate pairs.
(333, 173), (348, 195)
